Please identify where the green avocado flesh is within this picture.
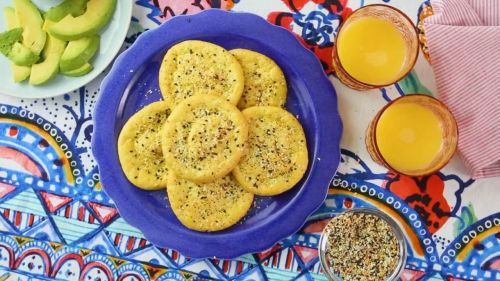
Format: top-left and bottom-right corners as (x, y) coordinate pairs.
(42, 19), (55, 33)
(9, 41), (38, 66)
(3, 8), (31, 82)
(11, 63), (31, 82)
(49, 0), (116, 41)
(45, 0), (89, 22)
(3, 7), (18, 28)
(13, 0), (46, 55)
(61, 62), (93, 77)
(29, 35), (67, 85)
(0, 28), (39, 66)
(60, 35), (100, 72)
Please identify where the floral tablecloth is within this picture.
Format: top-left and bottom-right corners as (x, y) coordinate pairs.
(0, 0), (499, 280)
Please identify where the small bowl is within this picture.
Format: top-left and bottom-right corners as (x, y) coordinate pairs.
(318, 208), (407, 281)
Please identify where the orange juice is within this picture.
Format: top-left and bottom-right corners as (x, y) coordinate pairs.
(336, 17), (407, 85)
(375, 102), (443, 172)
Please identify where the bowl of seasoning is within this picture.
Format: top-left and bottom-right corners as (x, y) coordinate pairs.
(318, 208), (407, 281)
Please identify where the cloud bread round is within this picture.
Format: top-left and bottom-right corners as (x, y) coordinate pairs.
(167, 173), (254, 232)
(159, 40), (244, 110)
(162, 94), (249, 183)
(118, 101), (171, 190)
(230, 49), (287, 109)
(233, 106), (308, 196)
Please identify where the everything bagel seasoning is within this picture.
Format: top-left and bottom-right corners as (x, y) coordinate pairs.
(324, 211), (401, 281)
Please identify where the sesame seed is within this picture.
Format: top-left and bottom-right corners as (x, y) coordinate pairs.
(324, 212), (400, 281)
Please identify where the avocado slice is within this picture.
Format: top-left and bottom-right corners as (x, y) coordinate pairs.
(59, 35), (101, 72)
(11, 64), (31, 82)
(42, 19), (54, 33)
(3, 7), (18, 28)
(29, 35), (67, 85)
(42, 16), (60, 32)
(45, 0), (89, 22)
(61, 62), (93, 77)
(3, 7), (31, 82)
(60, 35), (99, 72)
(0, 28), (39, 66)
(13, 0), (46, 56)
(9, 42), (39, 66)
(49, 0), (116, 41)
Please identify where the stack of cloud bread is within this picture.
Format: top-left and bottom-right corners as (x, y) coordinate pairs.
(117, 40), (308, 232)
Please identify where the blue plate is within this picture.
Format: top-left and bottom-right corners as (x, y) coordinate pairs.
(0, 0), (132, 99)
(92, 9), (343, 259)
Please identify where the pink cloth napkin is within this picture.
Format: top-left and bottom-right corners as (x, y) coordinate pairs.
(424, 0), (500, 179)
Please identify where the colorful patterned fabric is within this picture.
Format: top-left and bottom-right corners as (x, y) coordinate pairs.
(0, 1), (498, 280)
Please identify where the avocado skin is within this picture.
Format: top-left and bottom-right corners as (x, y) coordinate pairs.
(45, 0), (89, 22)
(48, 0), (116, 41)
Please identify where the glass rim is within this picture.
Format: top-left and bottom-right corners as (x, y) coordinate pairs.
(318, 208), (408, 281)
(333, 4), (420, 88)
(371, 94), (459, 177)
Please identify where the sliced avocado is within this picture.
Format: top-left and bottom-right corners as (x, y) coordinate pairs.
(3, 7), (19, 28)
(49, 0), (116, 41)
(45, 0), (89, 22)
(29, 35), (66, 85)
(0, 29), (39, 66)
(61, 62), (93, 77)
(42, 18), (55, 33)
(9, 42), (39, 66)
(4, 7), (31, 82)
(13, 0), (46, 55)
(11, 64), (30, 82)
(60, 35), (99, 72)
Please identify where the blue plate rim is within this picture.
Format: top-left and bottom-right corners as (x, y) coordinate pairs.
(92, 9), (343, 259)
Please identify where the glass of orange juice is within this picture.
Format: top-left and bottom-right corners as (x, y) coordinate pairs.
(366, 94), (458, 176)
(332, 5), (419, 90)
